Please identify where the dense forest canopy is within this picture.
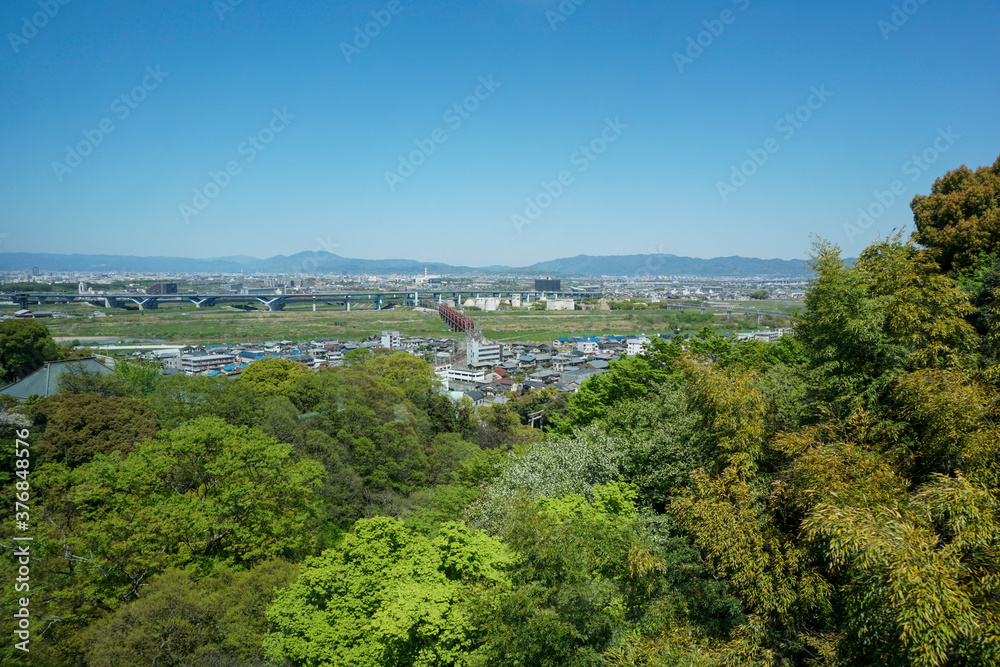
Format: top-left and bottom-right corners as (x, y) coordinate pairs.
(2, 155), (999, 665)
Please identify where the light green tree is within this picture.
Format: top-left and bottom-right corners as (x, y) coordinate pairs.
(264, 517), (511, 667)
(239, 357), (311, 396)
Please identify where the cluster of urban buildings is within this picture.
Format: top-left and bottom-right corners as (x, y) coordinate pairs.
(135, 333), (463, 377)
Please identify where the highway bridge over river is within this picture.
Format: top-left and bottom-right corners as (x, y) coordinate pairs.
(1, 290), (599, 312)
(1, 291), (795, 325)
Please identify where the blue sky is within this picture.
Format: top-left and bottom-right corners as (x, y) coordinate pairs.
(1, 0), (998, 267)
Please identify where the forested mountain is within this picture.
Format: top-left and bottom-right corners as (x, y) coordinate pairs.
(525, 253), (812, 277)
(1, 155), (998, 666)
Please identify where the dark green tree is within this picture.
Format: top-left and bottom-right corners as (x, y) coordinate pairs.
(31, 393), (160, 467)
(0, 319), (60, 382)
(911, 154), (1000, 276)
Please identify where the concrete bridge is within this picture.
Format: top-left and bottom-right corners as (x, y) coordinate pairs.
(2, 290), (601, 312)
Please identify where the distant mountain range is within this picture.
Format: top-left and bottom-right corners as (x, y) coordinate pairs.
(0, 252), (814, 278)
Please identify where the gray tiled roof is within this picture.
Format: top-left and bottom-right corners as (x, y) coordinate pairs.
(0, 358), (113, 400)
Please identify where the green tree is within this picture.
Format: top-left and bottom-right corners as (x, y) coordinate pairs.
(264, 517), (511, 667)
(911, 154), (1000, 276)
(557, 337), (681, 432)
(57, 357), (162, 398)
(0, 318), (60, 382)
(83, 560), (298, 667)
(795, 237), (977, 412)
(804, 474), (1000, 667)
(599, 382), (700, 510)
(356, 351), (442, 404)
(962, 255), (1000, 380)
(468, 425), (629, 535)
(288, 367), (431, 497)
(31, 393), (160, 467)
(239, 357), (310, 397)
(472, 483), (740, 667)
(508, 386), (571, 431)
(21, 416), (322, 654)
(148, 374), (268, 429)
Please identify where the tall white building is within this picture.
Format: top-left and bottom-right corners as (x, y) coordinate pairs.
(467, 339), (501, 367)
(380, 331), (401, 349)
(626, 337), (650, 357)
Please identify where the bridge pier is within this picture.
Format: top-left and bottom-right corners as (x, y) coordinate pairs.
(345, 296), (351, 312)
(257, 298), (285, 312)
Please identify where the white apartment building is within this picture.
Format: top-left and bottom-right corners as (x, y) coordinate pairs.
(448, 367), (487, 384)
(467, 339), (502, 367)
(626, 337), (650, 357)
(181, 354), (237, 374)
(380, 331), (402, 349)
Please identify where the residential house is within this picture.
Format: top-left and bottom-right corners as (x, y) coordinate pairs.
(0, 358), (112, 400)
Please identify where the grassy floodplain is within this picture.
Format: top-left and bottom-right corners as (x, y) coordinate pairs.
(5, 299), (798, 345)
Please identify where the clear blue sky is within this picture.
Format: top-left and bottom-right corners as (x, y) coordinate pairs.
(1, 0), (998, 267)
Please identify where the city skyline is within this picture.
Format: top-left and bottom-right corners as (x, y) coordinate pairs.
(2, 0), (998, 266)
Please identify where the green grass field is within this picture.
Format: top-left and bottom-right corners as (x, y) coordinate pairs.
(5, 300), (796, 345)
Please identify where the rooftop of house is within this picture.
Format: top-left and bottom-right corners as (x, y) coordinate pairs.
(0, 358), (113, 400)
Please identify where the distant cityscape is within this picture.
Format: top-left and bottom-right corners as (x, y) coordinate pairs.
(1, 253), (804, 402)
